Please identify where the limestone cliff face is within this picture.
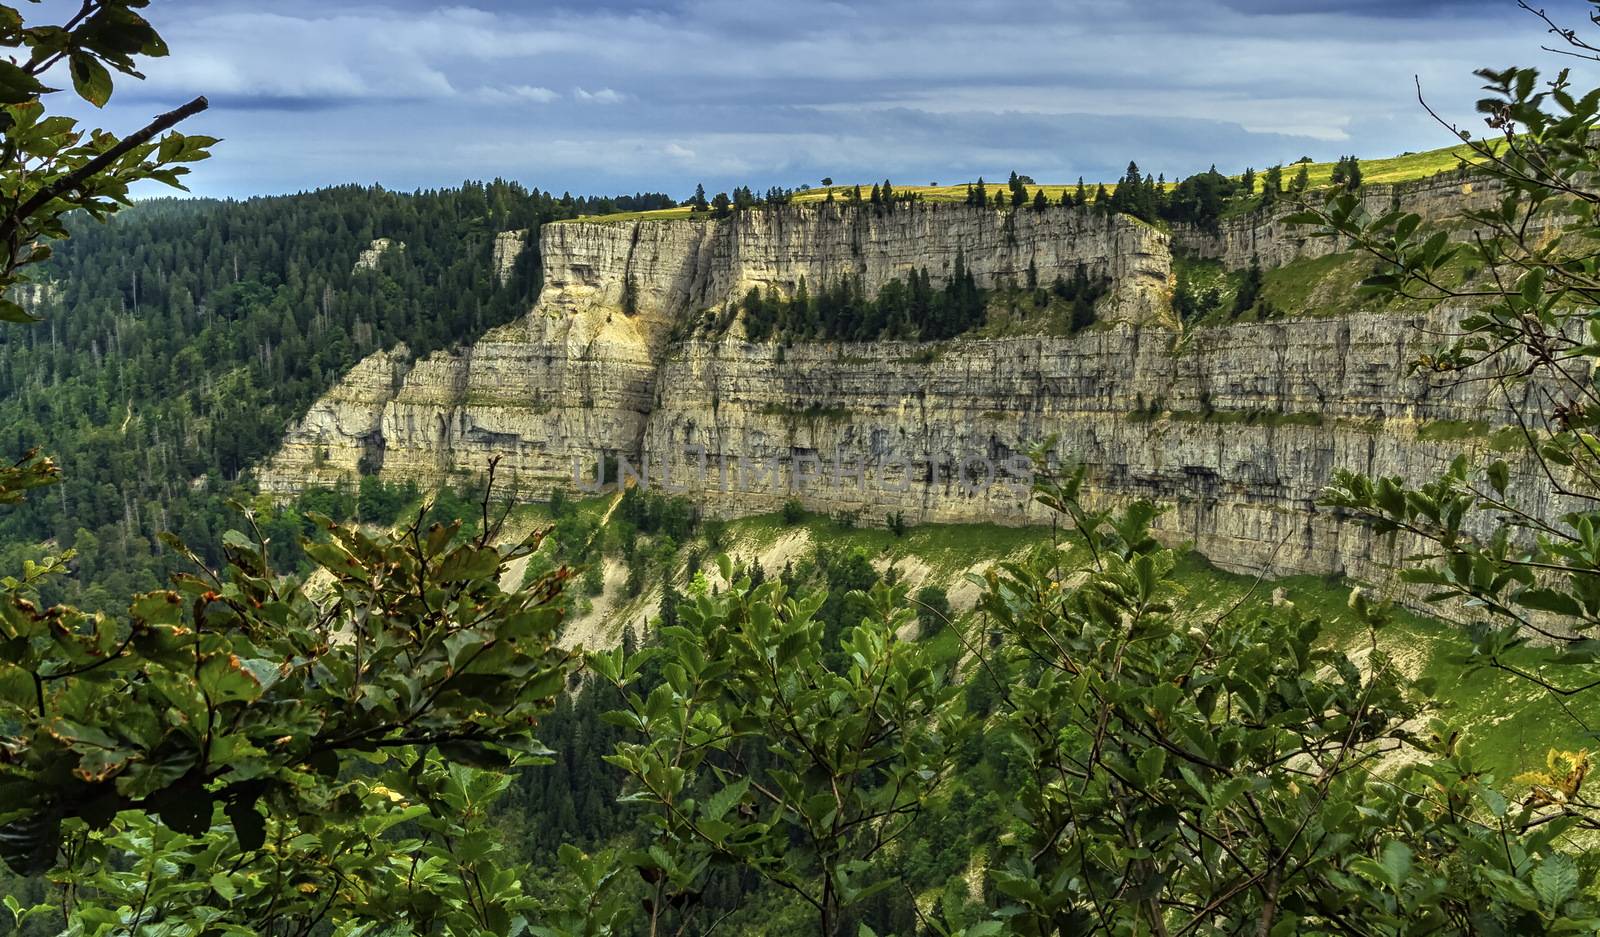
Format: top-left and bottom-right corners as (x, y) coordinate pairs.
(259, 309), (661, 497)
(537, 202), (1173, 333)
(353, 237), (402, 273)
(491, 230), (529, 286)
(262, 204), (1173, 498)
(641, 312), (1551, 587)
(261, 191), (1537, 586)
(264, 345), (412, 489)
(1169, 171), (1548, 269)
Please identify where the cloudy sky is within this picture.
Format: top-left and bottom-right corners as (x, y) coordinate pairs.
(48, 0), (1595, 200)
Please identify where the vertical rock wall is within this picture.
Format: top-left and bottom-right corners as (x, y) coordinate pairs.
(260, 186), (1548, 584)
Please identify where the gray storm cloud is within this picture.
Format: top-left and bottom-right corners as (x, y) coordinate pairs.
(58, 0), (1589, 197)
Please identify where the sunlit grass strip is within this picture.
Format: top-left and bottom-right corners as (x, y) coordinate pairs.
(560, 137), (1504, 223)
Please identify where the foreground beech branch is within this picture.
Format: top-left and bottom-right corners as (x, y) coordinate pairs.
(0, 94), (209, 248)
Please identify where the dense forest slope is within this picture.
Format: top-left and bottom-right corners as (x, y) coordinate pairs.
(258, 171), (1559, 592)
(0, 182), (673, 606)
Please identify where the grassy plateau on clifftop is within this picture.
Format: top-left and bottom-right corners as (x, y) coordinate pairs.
(562, 137), (1500, 224)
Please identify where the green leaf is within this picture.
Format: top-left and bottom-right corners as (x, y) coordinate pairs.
(130, 590), (185, 626)
(1555, 639), (1600, 664)
(1532, 853), (1578, 909)
(1476, 783), (1508, 819)
(225, 796), (266, 852)
(1487, 460), (1509, 496)
(0, 61), (50, 104)
(1520, 267), (1547, 306)
(44, 717), (120, 752)
(1395, 214), (1422, 243)
(1515, 588), (1583, 618)
(116, 745), (198, 800)
(1379, 840), (1412, 888)
(68, 53), (112, 107)
(198, 653), (268, 704)
(436, 739), (512, 769)
(702, 777), (749, 822)
(1137, 746), (1166, 784)
(221, 528), (257, 553)
(0, 299), (40, 324)
(148, 782), (213, 836)
(81, 7), (167, 58)
(0, 810), (62, 876)
(444, 629), (488, 668)
(437, 545), (501, 582)
(72, 744), (135, 784)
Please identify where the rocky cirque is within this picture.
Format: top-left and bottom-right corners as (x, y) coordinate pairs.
(260, 177), (1546, 586)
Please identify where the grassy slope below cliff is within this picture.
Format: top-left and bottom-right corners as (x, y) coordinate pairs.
(473, 497), (1596, 934)
(528, 496), (1593, 787)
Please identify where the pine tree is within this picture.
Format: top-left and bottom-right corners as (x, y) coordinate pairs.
(1232, 254), (1264, 317)
(1070, 292), (1096, 331)
(1033, 189), (1049, 211)
(1241, 167), (1256, 195)
(870, 183), (881, 205)
(691, 183), (708, 211)
(1331, 155), (1362, 190)
(1108, 161), (1162, 222)
(1265, 164), (1283, 193)
(1173, 265), (1196, 321)
(659, 575), (682, 629)
(1261, 164), (1284, 206)
(882, 179), (894, 203)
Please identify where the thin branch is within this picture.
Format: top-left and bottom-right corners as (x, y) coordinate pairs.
(0, 95), (209, 247)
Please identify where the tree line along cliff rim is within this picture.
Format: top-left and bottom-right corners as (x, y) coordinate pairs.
(557, 137), (1500, 224)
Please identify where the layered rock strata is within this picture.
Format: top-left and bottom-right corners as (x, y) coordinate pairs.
(262, 204), (1172, 500)
(261, 187), (1545, 585)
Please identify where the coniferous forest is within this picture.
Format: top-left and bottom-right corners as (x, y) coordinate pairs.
(0, 184), (681, 608)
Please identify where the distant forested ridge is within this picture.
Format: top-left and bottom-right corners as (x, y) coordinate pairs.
(0, 182), (672, 608)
